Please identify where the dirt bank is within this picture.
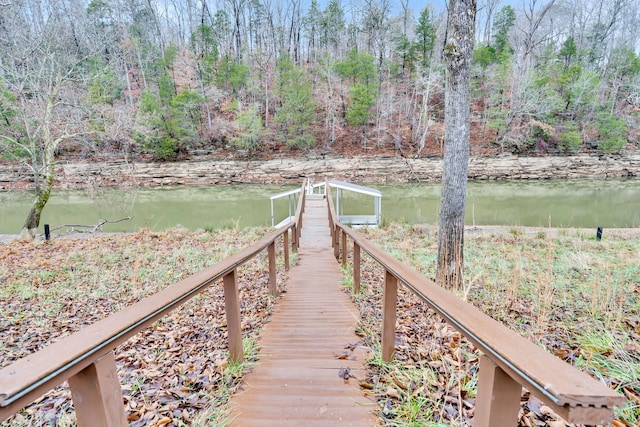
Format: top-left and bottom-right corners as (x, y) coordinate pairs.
(1, 153), (640, 190)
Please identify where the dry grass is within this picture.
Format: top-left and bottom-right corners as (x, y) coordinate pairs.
(348, 223), (640, 426)
(1, 224), (637, 426)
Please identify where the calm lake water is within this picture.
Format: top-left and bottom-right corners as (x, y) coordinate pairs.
(1, 179), (639, 234)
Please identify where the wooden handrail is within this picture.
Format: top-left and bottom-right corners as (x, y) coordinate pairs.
(0, 187), (304, 424)
(325, 184), (625, 426)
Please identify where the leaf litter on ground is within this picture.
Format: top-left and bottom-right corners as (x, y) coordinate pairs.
(2, 224), (638, 426)
(0, 227), (288, 426)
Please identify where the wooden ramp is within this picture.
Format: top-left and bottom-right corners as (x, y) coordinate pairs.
(228, 195), (375, 426)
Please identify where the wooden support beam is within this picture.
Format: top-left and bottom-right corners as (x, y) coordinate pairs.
(474, 355), (522, 427)
(333, 228), (340, 259)
(223, 269), (243, 363)
(68, 351), (126, 427)
(268, 241), (277, 297)
(382, 270), (398, 362)
(353, 242), (361, 294)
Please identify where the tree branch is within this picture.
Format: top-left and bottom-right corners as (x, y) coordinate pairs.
(44, 217), (134, 236)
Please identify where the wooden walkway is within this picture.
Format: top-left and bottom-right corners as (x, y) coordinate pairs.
(228, 195), (375, 426)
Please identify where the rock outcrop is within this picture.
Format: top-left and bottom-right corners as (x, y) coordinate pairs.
(2, 154), (640, 190)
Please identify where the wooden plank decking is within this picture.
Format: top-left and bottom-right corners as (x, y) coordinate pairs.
(228, 195), (375, 426)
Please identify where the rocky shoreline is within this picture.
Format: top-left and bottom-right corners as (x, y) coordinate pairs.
(1, 153), (640, 190)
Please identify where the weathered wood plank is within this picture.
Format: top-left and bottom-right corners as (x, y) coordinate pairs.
(228, 198), (375, 426)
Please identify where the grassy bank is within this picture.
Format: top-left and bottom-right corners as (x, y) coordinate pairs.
(0, 227), (288, 426)
(346, 223), (639, 426)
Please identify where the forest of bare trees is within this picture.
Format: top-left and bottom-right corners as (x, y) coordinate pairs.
(1, 0), (639, 165)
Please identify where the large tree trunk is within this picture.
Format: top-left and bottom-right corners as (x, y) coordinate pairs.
(437, 0), (476, 289)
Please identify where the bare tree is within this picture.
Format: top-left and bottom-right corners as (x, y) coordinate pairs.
(0, 1), (99, 239)
(360, 0), (391, 68)
(437, 0), (476, 289)
(225, 0), (247, 63)
(507, 0), (557, 135)
(478, 0), (501, 43)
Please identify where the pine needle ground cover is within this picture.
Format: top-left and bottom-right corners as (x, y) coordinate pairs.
(348, 224), (639, 427)
(0, 227), (288, 426)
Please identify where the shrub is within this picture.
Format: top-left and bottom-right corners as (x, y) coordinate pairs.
(558, 129), (582, 152)
(597, 114), (627, 153)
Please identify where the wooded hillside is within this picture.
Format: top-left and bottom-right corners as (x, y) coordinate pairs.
(1, 0), (639, 161)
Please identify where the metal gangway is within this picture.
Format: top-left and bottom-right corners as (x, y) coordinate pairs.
(270, 179), (382, 228)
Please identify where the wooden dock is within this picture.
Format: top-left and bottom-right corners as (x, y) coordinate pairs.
(228, 195), (375, 426)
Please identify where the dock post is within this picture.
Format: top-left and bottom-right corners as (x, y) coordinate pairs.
(382, 270), (398, 362)
(68, 351), (126, 427)
(268, 241), (277, 296)
(474, 355), (522, 427)
(223, 269), (243, 363)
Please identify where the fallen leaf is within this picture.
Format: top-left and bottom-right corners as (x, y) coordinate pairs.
(385, 386), (400, 399)
(553, 348), (570, 359)
(392, 377), (408, 390)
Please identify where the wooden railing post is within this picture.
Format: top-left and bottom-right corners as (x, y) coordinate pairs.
(292, 224), (298, 252)
(68, 351), (126, 427)
(333, 228), (340, 259)
(474, 355), (522, 427)
(353, 242), (361, 294)
(223, 269), (243, 363)
(268, 241), (277, 297)
(341, 230), (347, 266)
(283, 229), (290, 270)
(382, 270), (398, 362)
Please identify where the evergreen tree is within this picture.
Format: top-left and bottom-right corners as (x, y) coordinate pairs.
(336, 49), (378, 130)
(321, 0), (345, 54)
(134, 46), (205, 160)
(345, 83), (375, 126)
(492, 5), (515, 58)
(558, 36), (577, 69)
(415, 7), (436, 69)
(597, 113), (627, 153)
(233, 107), (265, 150)
(216, 55), (249, 94)
(274, 54), (316, 148)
